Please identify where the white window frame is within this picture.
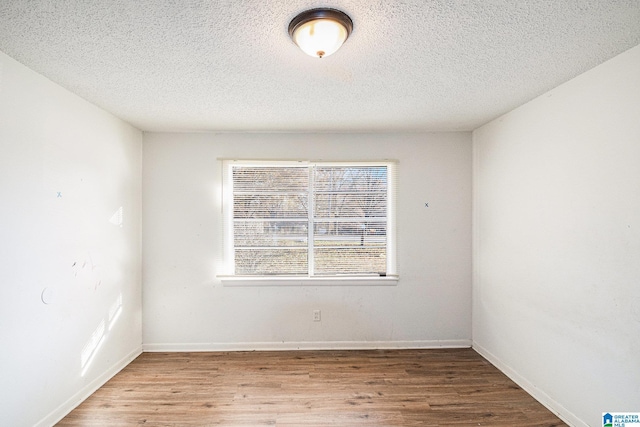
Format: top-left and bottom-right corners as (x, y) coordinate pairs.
(219, 160), (398, 286)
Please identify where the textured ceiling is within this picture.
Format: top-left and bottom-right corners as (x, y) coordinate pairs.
(1, 1), (640, 132)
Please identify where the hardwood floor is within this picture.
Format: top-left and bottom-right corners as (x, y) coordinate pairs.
(57, 348), (565, 426)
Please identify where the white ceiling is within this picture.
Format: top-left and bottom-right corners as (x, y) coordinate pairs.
(1, 1), (639, 133)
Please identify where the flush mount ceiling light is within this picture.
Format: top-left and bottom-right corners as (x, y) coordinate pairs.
(288, 8), (353, 58)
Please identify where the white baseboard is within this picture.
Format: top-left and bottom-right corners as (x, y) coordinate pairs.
(143, 339), (472, 352)
(472, 342), (585, 427)
(35, 346), (143, 427)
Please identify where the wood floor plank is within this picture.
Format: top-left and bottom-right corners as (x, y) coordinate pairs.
(57, 348), (565, 426)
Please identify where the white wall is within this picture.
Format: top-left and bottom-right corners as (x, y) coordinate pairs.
(0, 51), (143, 427)
(473, 44), (640, 427)
(142, 132), (472, 350)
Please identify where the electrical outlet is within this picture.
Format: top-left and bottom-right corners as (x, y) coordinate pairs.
(313, 309), (321, 322)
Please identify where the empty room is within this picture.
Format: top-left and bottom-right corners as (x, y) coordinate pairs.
(1, 1), (639, 426)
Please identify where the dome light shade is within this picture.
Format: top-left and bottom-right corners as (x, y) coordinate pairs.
(288, 8), (353, 58)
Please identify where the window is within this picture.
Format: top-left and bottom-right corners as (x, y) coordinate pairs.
(220, 161), (397, 285)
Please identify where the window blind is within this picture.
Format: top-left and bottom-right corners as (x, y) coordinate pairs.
(226, 161), (395, 277)
(312, 166), (387, 275)
(232, 165), (309, 275)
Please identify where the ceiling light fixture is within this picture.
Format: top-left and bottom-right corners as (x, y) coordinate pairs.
(288, 8), (353, 59)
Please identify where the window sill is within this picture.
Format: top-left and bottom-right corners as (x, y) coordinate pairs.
(218, 275), (399, 287)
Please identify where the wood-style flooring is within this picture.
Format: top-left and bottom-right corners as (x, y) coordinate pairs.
(57, 348), (566, 426)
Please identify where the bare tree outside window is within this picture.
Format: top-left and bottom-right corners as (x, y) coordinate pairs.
(313, 166), (387, 274)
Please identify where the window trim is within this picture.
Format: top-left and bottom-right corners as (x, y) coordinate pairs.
(219, 160), (398, 286)
(219, 275), (399, 287)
